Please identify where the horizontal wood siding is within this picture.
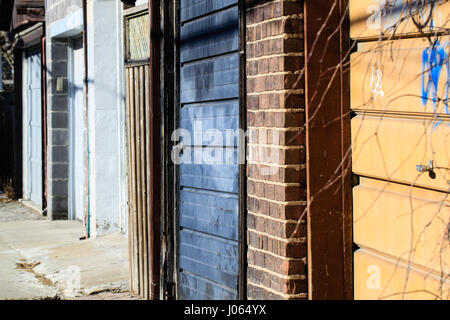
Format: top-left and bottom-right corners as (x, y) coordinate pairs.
(177, 0), (240, 300)
(350, 0), (450, 300)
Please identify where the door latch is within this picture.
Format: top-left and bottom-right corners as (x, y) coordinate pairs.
(416, 160), (436, 179)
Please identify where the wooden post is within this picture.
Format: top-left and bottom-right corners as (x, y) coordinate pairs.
(125, 68), (135, 293)
(304, 0), (353, 299)
(149, 0), (161, 300)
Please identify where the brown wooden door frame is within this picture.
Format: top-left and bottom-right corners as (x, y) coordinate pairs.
(12, 23), (45, 202)
(304, 0), (353, 299)
(238, 0), (248, 301)
(13, 48), (23, 200)
(160, 0), (178, 300)
(41, 34), (47, 213)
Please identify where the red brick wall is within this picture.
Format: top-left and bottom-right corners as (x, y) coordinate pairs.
(245, 0), (307, 300)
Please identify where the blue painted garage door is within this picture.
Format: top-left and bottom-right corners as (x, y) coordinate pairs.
(178, 0), (240, 300)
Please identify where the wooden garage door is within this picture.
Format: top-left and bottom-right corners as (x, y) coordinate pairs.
(350, 0), (450, 299)
(176, 0), (241, 299)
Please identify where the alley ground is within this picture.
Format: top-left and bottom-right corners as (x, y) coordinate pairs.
(0, 194), (140, 300)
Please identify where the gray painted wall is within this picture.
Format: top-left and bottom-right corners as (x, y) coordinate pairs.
(86, 0), (127, 236)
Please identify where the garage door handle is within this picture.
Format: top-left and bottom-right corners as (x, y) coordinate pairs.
(416, 160), (434, 173)
(416, 160), (436, 179)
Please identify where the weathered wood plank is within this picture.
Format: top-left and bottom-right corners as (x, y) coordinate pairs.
(125, 67), (135, 292)
(144, 64), (152, 300)
(128, 67), (140, 293)
(179, 100), (240, 146)
(180, 187), (239, 240)
(178, 271), (238, 300)
(179, 228), (239, 289)
(180, 0), (238, 22)
(180, 6), (238, 63)
(138, 65), (149, 299)
(180, 53), (239, 103)
(180, 161), (239, 193)
(133, 66), (144, 296)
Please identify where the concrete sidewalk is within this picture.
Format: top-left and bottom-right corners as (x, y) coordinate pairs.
(0, 201), (130, 300)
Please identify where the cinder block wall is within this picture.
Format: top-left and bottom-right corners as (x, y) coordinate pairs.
(46, 37), (70, 220)
(45, 0), (83, 220)
(46, 0), (82, 23)
(245, 0), (307, 299)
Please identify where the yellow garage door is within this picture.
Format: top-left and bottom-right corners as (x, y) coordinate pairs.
(350, 0), (450, 300)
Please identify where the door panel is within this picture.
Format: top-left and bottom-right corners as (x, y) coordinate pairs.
(177, 0), (240, 300)
(179, 229), (239, 288)
(27, 52), (43, 207)
(180, 0), (238, 23)
(351, 36), (450, 115)
(180, 101), (240, 146)
(180, 156), (239, 193)
(354, 178), (450, 275)
(352, 115), (450, 191)
(178, 270), (237, 300)
(354, 249), (450, 300)
(180, 188), (239, 241)
(350, 0), (450, 40)
(71, 40), (86, 222)
(180, 53), (239, 103)
(180, 6), (239, 63)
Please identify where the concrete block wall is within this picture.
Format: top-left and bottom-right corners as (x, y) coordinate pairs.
(46, 0), (83, 24)
(46, 36), (71, 220)
(245, 0), (307, 299)
(45, 0), (84, 220)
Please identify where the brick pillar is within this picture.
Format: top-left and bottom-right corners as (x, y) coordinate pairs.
(245, 0), (307, 299)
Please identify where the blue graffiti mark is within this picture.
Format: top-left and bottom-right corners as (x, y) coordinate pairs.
(422, 40), (449, 129)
